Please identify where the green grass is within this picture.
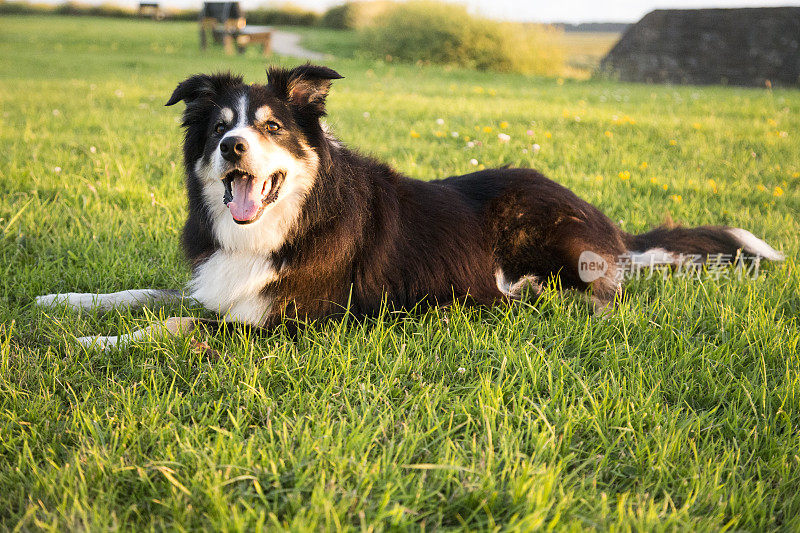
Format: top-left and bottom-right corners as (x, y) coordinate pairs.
(1, 15), (799, 531)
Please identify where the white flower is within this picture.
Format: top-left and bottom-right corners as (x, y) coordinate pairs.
(457, 367), (466, 374)
(436, 118), (445, 125)
(363, 111), (370, 119)
(54, 167), (62, 173)
(498, 133), (511, 142)
(532, 143), (541, 153)
(52, 109), (61, 117)
(466, 141), (475, 148)
(469, 159), (478, 166)
(89, 146), (97, 153)
(450, 131), (459, 138)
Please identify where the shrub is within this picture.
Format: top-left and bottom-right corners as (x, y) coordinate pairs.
(321, 1), (395, 30)
(359, 1), (564, 75)
(247, 3), (321, 27)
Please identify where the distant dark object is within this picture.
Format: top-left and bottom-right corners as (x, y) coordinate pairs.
(199, 2), (272, 56)
(138, 2), (164, 20)
(555, 22), (631, 33)
(601, 8), (800, 87)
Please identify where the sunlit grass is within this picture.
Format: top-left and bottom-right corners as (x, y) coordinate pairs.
(1, 15), (799, 530)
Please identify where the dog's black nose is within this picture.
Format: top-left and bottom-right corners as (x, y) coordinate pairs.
(219, 136), (248, 162)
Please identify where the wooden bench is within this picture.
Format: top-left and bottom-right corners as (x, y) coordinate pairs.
(199, 2), (273, 56)
(138, 2), (165, 20)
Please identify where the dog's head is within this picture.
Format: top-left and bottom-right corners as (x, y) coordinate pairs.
(166, 64), (342, 226)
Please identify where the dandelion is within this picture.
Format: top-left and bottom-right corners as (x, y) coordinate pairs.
(595, 174), (604, 182)
(469, 159), (479, 166)
(768, 118), (778, 126)
(774, 186), (784, 197)
(792, 172), (800, 178)
(757, 184), (767, 192)
(618, 171), (631, 180)
(640, 162), (648, 170)
(436, 118), (445, 125)
(450, 131), (459, 138)
(604, 130), (613, 138)
(670, 194), (682, 203)
(650, 177), (658, 184)
(488, 89), (497, 96)
(669, 139), (678, 146)
(410, 130), (420, 139)
(708, 179), (718, 194)
(544, 131), (552, 139)
(498, 133), (511, 142)
(532, 144), (541, 153)
(662, 184), (668, 190)
(500, 121), (509, 129)
(482, 126), (493, 134)
(434, 131), (445, 138)
(692, 122), (702, 130)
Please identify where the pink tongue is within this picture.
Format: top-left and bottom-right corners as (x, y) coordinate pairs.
(227, 176), (267, 222)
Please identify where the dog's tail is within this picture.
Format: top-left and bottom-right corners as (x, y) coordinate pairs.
(623, 224), (784, 265)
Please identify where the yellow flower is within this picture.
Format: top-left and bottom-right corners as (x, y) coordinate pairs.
(557, 78), (564, 86)
(669, 139), (678, 146)
(604, 130), (613, 138)
(595, 174), (604, 182)
(662, 184), (668, 190)
(410, 130), (420, 139)
(482, 126), (493, 134)
(473, 86), (484, 94)
(670, 194), (682, 203)
(500, 121), (509, 129)
(544, 131), (552, 139)
(692, 122), (702, 130)
(639, 162), (648, 170)
(618, 171), (631, 180)
(650, 177), (658, 184)
(434, 130), (444, 138)
(708, 179), (718, 194)
(757, 184), (767, 192)
(768, 118), (778, 126)
(774, 186), (784, 197)
(488, 89), (497, 96)
(792, 172), (800, 178)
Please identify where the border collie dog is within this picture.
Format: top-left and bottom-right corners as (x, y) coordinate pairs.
(37, 64), (784, 349)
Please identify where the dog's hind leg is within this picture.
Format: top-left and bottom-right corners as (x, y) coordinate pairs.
(35, 289), (196, 312)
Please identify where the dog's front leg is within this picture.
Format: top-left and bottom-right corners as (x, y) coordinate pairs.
(35, 289), (194, 312)
(76, 316), (200, 350)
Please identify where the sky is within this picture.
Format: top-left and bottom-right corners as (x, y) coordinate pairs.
(28, 0), (800, 23)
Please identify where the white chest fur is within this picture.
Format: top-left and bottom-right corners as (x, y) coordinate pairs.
(188, 251), (278, 326)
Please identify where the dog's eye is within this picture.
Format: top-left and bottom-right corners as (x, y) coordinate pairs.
(265, 121), (280, 133)
(214, 122), (226, 134)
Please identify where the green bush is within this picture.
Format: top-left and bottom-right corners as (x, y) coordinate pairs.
(359, 1), (564, 75)
(247, 3), (321, 27)
(321, 1), (395, 30)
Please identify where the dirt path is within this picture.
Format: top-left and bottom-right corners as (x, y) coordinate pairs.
(271, 31), (325, 60)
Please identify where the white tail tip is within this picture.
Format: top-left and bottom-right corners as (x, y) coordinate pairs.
(728, 228), (785, 261)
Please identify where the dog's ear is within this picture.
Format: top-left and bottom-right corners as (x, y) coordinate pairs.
(267, 64), (343, 114)
(165, 73), (243, 106)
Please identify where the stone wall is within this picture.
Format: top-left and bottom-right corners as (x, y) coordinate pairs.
(600, 8), (800, 87)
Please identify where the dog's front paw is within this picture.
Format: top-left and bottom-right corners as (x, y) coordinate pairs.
(36, 293), (98, 311)
(75, 334), (119, 351)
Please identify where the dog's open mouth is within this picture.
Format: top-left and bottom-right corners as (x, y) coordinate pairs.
(222, 169), (286, 224)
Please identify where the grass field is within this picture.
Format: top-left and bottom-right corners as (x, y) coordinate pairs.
(1, 15), (799, 530)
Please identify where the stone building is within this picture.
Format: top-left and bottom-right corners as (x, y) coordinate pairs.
(600, 7), (800, 87)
